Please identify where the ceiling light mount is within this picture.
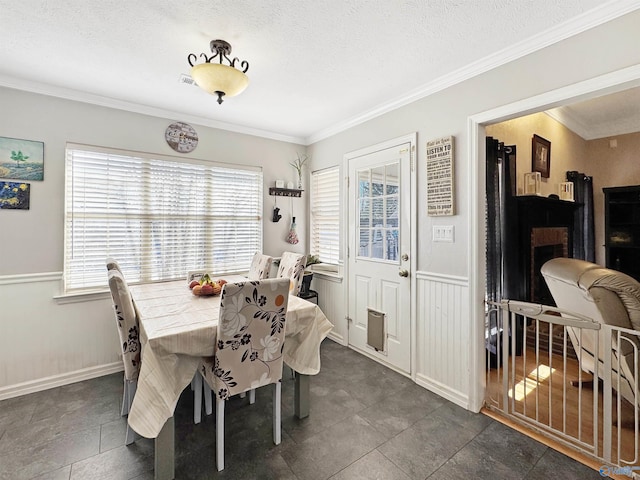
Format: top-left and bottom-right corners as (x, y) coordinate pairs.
(187, 39), (250, 104)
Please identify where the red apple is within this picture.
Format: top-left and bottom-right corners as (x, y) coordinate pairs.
(189, 280), (200, 289)
(218, 279), (227, 286)
(201, 284), (214, 296)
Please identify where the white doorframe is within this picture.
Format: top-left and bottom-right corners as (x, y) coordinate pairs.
(342, 132), (417, 378)
(468, 64), (640, 412)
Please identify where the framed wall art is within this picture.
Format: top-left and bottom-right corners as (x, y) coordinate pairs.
(426, 135), (455, 216)
(0, 181), (30, 210)
(0, 136), (44, 181)
(531, 134), (551, 178)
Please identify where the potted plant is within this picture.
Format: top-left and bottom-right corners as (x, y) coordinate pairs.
(300, 254), (320, 296)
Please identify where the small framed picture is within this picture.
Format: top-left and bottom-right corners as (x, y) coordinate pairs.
(0, 136), (44, 181)
(531, 134), (551, 178)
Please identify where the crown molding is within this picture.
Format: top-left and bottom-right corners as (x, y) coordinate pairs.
(544, 107), (592, 140)
(305, 0), (640, 145)
(0, 74), (306, 146)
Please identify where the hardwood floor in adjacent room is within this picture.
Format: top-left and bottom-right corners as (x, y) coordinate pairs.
(486, 346), (639, 469)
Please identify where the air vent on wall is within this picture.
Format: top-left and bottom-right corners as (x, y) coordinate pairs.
(179, 74), (197, 87)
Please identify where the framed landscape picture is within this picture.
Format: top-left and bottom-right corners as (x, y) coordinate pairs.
(0, 181), (30, 210)
(0, 136), (44, 181)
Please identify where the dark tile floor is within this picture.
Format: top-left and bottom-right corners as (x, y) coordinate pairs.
(0, 339), (603, 480)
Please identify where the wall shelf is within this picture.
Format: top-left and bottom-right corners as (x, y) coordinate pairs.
(269, 187), (303, 197)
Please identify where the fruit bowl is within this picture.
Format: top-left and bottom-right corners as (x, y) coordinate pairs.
(188, 274), (227, 296)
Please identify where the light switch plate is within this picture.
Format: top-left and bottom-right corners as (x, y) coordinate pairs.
(433, 225), (454, 243)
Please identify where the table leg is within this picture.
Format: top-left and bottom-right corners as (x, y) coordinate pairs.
(154, 416), (175, 480)
(294, 373), (310, 419)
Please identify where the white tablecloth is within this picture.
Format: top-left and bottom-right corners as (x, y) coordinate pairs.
(127, 278), (333, 438)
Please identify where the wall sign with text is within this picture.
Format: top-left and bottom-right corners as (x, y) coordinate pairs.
(426, 136), (455, 216)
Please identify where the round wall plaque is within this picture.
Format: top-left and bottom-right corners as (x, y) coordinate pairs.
(165, 122), (198, 153)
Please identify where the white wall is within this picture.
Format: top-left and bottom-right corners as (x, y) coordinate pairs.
(0, 89), (307, 398)
(308, 10), (640, 409)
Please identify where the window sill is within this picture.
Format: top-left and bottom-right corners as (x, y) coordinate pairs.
(53, 289), (111, 305)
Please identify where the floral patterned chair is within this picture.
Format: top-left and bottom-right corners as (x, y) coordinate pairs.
(248, 252), (273, 280)
(107, 268), (140, 446)
(276, 251), (306, 296)
(200, 278), (290, 471)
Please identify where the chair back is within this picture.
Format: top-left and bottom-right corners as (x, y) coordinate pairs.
(248, 252), (273, 280)
(541, 257), (640, 405)
(106, 257), (123, 273)
(212, 278), (290, 399)
(107, 269), (141, 381)
(277, 252), (306, 295)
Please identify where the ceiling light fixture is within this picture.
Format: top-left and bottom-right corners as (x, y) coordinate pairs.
(187, 39), (249, 105)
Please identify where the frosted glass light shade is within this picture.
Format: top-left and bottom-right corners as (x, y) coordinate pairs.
(191, 63), (249, 97)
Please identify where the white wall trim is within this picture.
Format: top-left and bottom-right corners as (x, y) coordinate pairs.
(415, 373), (469, 410)
(0, 361), (124, 401)
(467, 63), (640, 414)
(416, 271), (469, 287)
(0, 271), (62, 285)
(327, 331), (346, 345)
(306, 1), (640, 144)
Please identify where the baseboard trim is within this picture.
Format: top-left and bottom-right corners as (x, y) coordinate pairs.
(0, 362), (124, 401)
(415, 373), (470, 410)
(327, 331), (346, 345)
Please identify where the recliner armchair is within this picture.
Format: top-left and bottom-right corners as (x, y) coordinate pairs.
(541, 257), (640, 406)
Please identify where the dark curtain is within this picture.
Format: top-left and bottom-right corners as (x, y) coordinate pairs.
(566, 171), (595, 262)
(486, 138), (517, 303)
(486, 138), (519, 363)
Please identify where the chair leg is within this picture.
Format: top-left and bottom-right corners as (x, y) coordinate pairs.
(122, 379), (137, 416)
(125, 424), (137, 445)
(273, 382), (281, 445)
(193, 373), (202, 424)
(204, 379), (213, 416)
(249, 389), (256, 405)
(121, 377), (128, 416)
(216, 397), (225, 471)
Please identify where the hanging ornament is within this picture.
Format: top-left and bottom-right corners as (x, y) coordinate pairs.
(286, 216), (299, 244)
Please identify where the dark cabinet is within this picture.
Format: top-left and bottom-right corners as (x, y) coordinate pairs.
(604, 185), (640, 281)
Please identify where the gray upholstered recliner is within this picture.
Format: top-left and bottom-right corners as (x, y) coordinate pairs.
(541, 257), (640, 406)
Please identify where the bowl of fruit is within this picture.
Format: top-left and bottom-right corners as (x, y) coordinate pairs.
(188, 273), (228, 296)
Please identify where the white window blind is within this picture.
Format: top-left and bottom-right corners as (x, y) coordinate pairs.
(64, 146), (262, 292)
(310, 167), (340, 264)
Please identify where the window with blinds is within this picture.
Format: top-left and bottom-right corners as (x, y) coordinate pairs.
(310, 166), (340, 264)
(64, 145), (263, 292)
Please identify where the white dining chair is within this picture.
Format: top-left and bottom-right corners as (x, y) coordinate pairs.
(247, 252), (273, 280)
(200, 278), (290, 471)
(107, 258), (209, 431)
(276, 251), (306, 295)
(107, 268), (141, 445)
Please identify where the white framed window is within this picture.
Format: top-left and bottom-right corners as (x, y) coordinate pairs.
(310, 166), (340, 264)
(64, 144), (262, 292)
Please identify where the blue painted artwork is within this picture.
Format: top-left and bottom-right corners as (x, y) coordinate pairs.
(0, 181), (30, 210)
(0, 136), (44, 181)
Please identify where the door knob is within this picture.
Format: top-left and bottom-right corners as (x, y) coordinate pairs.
(398, 269), (409, 277)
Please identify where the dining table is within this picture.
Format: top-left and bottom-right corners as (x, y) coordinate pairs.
(127, 276), (333, 480)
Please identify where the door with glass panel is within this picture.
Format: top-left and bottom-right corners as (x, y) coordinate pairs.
(347, 137), (412, 373)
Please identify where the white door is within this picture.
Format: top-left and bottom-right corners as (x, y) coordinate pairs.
(346, 136), (413, 374)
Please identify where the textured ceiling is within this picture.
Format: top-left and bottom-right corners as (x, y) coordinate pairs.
(0, 1), (634, 143)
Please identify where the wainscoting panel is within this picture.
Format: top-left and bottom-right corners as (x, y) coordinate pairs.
(312, 273), (346, 344)
(415, 271), (470, 408)
(0, 273), (122, 400)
